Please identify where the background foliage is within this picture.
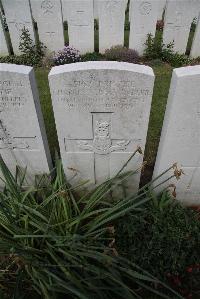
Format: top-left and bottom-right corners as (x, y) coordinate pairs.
(115, 192), (200, 298)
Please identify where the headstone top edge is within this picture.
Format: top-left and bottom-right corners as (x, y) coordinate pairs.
(174, 65), (200, 77)
(0, 63), (33, 75)
(49, 61), (154, 77)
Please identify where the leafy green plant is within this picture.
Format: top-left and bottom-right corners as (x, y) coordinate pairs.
(105, 45), (140, 63)
(144, 33), (163, 60)
(0, 27), (46, 66)
(144, 34), (191, 67)
(0, 152), (183, 299)
(81, 52), (104, 61)
(115, 191), (200, 298)
(0, 55), (25, 65)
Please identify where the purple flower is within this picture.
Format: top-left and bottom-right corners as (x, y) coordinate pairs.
(53, 46), (81, 65)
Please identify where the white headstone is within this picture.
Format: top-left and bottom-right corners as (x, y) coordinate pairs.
(129, 0), (159, 55)
(163, 0), (194, 53)
(1, 0), (35, 55)
(61, 0), (94, 54)
(49, 62), (154, 190)
(190, 13), (200, 58)
(153, 66), (200, 205)
(0, 64), (52, 184)
(30, 0), (64, 53)
(97, 0), (127, 53)
(0, 10), (9, 56)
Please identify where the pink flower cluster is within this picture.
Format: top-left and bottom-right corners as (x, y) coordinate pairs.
(54, 46), (81, 65)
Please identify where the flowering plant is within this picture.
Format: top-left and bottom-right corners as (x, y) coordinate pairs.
(53, 45), (81, 65)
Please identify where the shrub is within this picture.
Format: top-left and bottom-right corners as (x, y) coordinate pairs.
(0, 28), (48, 66)
(105, 45), (140, 63)
(53, 45), (81, 65)
(144, 34), (191, 67)
(81, 52), (104, 61)
(0, 28), (50, 67)
(115, 191), (200, 298)
(144, 33), (164, 60)
(0, 55), (26, 65)
(0, 154), (183, 299)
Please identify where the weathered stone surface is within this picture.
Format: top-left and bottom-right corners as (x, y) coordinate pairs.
(49, 61), (154, 190)
(190, 13), (200, 58)
(96, 0), (127, 53)
(163, 0), (194, 53)
(0, 10), (9, 56)
(153, 66), (200, 205)
(129, 0), (159, 55)
(0, 63), (52, 184)
(30, 0), (64, 53)
(61, 0), (94, 54)
(1, 0), (35, 55)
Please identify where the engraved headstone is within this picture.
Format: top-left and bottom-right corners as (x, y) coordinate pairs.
(49, 62), (154, 190)
(1, 0), (35, 55)
(0, 64), (52, 184)
(96, 0), (128, 53)
(190, 13), (200, 58)
(0, 10), (9, 56)
(163, 0), (194, 53)
(61, 0), (94, 54)
(30, 0), (64, 53)
(153, 66), (200, 205)
(129, 0), (159, 55)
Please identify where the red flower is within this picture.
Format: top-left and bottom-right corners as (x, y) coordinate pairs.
(186, 267), (193, 273)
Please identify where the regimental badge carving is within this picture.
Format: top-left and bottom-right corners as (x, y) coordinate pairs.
(139, 2), (152, 15)
(77, 120), (130, 155)
(41, 0), (54, 14)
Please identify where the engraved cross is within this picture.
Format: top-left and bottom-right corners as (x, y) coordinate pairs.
(65, 112), (132, 184)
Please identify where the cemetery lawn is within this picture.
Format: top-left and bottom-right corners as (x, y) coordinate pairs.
(35, 62), (173, 180)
